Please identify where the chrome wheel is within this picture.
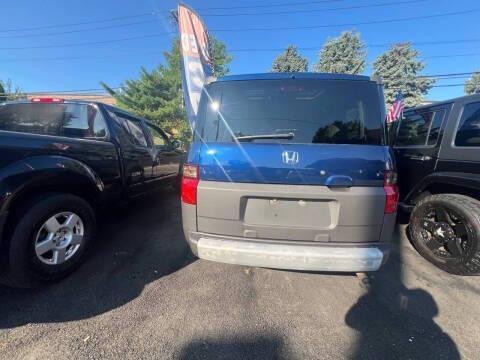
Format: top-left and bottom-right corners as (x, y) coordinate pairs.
(35, 212), (84, 265)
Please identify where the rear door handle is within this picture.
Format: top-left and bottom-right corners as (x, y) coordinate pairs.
(407, 155), (432, 161)
(326, 175), (353, 188)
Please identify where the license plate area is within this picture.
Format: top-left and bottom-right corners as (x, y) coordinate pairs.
(243, 197), (337, 229)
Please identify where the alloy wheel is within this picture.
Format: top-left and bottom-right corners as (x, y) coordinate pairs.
(419, 205), (472, 259)
(34, 212), (84, 265)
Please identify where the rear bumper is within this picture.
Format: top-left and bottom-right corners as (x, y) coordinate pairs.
(186, 232), (390, 272)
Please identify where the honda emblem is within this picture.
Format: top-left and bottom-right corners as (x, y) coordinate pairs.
(282, 151), (299, 165)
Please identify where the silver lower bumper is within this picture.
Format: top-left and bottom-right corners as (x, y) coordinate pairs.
(188, 233), (389, 272)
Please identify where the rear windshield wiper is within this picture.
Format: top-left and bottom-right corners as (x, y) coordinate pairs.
(234, 133), (295, 142)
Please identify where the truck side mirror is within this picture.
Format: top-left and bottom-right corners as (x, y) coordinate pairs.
(171, 140), (181, 149)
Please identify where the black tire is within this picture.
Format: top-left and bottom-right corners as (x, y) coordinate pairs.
(409, 194), (480, 275)
(1, 193), (96, 288)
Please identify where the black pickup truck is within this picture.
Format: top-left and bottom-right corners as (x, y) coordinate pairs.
(0, 98), (184, 287)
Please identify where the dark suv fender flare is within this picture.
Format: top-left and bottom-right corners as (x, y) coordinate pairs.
(403, 171), (480, 205)
(0, 155), (106, 214)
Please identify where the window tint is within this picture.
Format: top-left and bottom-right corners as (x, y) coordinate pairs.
(455, 102), (480, 147)
(113, 112), (148, 147)
(396, 111), (433, 146)
(197, 79), (384, 145)
(427, 111), (445, 145)
(0, 103), (107, 139)
(146, 123), (167, 147)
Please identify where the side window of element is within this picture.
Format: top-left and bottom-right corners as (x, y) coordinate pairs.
(455, 102), (480, 147)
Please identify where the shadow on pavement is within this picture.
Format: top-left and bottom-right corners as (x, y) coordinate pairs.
(346, 226), (460, 359)
(178, 334), (286, 360)
(0, 188), (195, 329)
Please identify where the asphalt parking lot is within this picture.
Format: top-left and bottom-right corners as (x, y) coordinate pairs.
(0, 189), (479, 360)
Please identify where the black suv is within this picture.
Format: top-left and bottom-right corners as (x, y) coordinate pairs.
(393, 94), (480, 275)
(0, 98), (184, 287)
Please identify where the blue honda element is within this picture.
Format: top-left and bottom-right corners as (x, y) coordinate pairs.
(181, 73), (398, 272)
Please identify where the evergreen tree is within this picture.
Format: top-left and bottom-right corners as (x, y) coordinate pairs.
(314, 31), (366, 74)
(101, 37), (232, 143)
(373, 43), (434, 107)
(210, 37), (233, 77)
(465, 72), (480, 95)
(271, 45), (309, 72)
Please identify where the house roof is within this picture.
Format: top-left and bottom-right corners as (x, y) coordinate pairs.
(26, 93), (116, 105)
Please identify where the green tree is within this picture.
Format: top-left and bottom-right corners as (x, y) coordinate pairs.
(101, 37), (232, 143)
(271, 45), (308, 72)
(0, 79), (25, 102)
(0, 82), (6, 103)
(373, 43), (434, 107)
(210, 37), (233, 77)
(465, 72), (480, 95)
(314, 31), (366, 74)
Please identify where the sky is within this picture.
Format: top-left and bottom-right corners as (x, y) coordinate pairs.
(0, 0), (479, 101)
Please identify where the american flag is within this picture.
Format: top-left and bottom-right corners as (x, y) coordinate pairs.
(386, 92), (405, 123)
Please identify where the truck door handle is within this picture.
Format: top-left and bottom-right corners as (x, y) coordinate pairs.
(326, 175), (353, 188)
(407, 155), (432, 161)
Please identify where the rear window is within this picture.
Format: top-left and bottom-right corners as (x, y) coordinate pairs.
(0, 103), (107, 139)
(197, 79), (384, 145)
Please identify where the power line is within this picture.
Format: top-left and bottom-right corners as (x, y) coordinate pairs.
(212, 8), (480, 32)
(431, 83), (466, 88)
(368, 38), (480, 48)
(0, 0), (472, 38)
(0, 47), (479, 63)
(419, 71), (479, 78)
(0, 0), (430, 39)
(229, 39), (480, 53)
(203, 0), (428, 17)
(7, 74), (477, 95)
(0, 0), (355, 34)
(0, 54), (120, 62)
(195, 0), (349, 11)
(0, 13), (154, 33)
(404, 83), (466, 89)
(0, 19), (161, 39)
(422, 52), (480, 59)
(0, 33), (171, 50)
(431, 75), (476, 80)
(0, 44), (479, 62)
(1, 9), (479, 51)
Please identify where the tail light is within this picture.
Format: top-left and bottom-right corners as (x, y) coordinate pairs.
(31, 97), (64, 103)
(384, 170), (399, 214)
(181, 164), (199, 205)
